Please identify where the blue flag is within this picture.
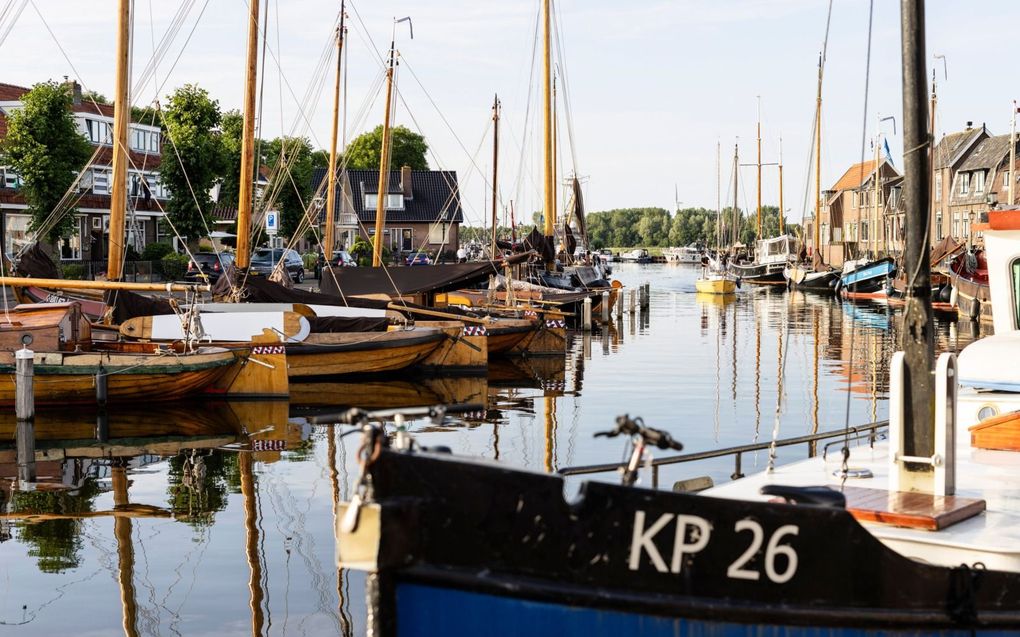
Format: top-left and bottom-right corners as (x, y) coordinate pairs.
(883, 138), (894, 167)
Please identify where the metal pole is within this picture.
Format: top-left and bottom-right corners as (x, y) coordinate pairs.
(899, 0), (935, 490)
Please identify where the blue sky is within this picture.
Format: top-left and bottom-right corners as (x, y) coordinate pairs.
(3, 1), (1018, 228)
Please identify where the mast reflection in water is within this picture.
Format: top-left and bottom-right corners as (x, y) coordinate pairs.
(0, 264), (984, 634)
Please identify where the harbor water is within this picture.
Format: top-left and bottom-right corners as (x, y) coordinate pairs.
(0, 263), (985, 635)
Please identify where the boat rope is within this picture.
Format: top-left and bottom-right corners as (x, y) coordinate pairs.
(839, 0), (876, 487)
(0, 0), (27, 49)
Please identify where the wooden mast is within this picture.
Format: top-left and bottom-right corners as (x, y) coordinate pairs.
(236, 0), (261, 270)
(542, 0), (555, 269)
(240, 452), (266, 636)
(814, 53), (823, 262)
(874, 130), (882, 258)
(113, 463), (139, 637)
(778, 137), (784, 234)
(716, 141), (721, 249)
(756, 96), (762, 238)
(1010, 100), (1017, 207)
(324, 5), (346, 264)
(490, 94), (500, 257)
(732, 143), (739, 248)
(107, 0), (131, 281)
(899, 0), (935, 489)
(372, 37), (398, 267)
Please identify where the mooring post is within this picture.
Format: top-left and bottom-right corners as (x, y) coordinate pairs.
(616, 290), (624, 319)
(582, 297), (592, 331)
(640, 283), (650, 310)
(15, 345), (35, 483)
(601, 291), (610, 323)
(629, 288), (636, 314)
(96, 367), (109, 442)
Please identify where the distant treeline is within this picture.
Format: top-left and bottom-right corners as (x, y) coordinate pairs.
(585, 206), (801, 249)
(459, 206), (801, 249)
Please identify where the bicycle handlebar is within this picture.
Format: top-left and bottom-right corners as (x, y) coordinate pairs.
(594, 414), (683, 451)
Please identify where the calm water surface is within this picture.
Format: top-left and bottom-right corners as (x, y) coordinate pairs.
(0, 264), (985, 634)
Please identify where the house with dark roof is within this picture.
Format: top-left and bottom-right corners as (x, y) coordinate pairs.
(814, 158), (900, 266)
(310, 165), (464, 259)
(0, 80), (167, 262)
(947, 133), (1020, 242)
(932, 124), (987, 242)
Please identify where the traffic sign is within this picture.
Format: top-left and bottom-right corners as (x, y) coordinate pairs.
(266, 210), (279, 234)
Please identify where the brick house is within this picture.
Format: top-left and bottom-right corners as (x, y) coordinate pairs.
(0, 80), (167, 263)
(310, 165), (463, 259)
(816, 159), (900, 267)
(931, 124), (987, 243)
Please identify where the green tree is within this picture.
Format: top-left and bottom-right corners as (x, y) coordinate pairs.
(159, 84), (227, 247)
(263, 136), (327, 239)
(81, 89), (109, 104)
(217, 109), (245, 208)
(344, 125), (428, 170)
(131, 104), (162, 129)
(0, 81), (93, 241)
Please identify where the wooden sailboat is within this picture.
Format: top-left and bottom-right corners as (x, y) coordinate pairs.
(696, 142), (737, 295)
(785, 52), (838, 292)
(334, 4), (1020, 633)
(727, 99), (790, 285)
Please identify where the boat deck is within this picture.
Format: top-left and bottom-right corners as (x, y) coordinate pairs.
(704, 420), (1020, 573)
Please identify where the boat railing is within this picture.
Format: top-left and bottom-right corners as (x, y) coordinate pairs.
(559, 420), (887, 488)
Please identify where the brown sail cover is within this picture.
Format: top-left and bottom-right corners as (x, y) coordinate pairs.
(522, 228), (555, 264)
(105, 289), (176, 323)
(16, 244), (60, 279)
(318, 253), (532, 298)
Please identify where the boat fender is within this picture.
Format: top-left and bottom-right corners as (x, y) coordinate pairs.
(759, 485), (846, 508)
(735, 277), (742, 289)
(968, 297), (980, 320)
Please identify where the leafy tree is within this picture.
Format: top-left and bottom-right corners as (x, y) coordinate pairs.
(0, 81), (93, 241)
(263, 136), (328, 239)
(131, 104), (162, 129)
(159, 84), (227, 248)
(344, 125), (428, 170)
(81, 89), (109, 104)
(217, 109), (245, 208)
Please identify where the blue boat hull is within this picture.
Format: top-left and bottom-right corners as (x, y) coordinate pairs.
(838, 258), (897, 295)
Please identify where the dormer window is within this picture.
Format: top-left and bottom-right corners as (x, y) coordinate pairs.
(959, 172), (970, 195)
(974, 170), (985, 194)
(364, 193), (405, 210)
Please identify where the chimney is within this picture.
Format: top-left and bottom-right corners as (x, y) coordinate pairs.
(400, 165), (412, 200)
(71, 80), (82, 105)
(966, 121), (973, 130)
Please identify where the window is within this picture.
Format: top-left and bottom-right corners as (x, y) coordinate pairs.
(390, 228), (413, 251)
(428, 223), (450, 244)
(364, 194), (378, 209)
(974, 170), (986, 194)
(852, 192), (858, 208)
(820, 223), (829, 243)
(148, 131), (159, 153)
(935, 172), (942, 202)
(936, 212), (943, 240)
(93, 169), (110, 195)
(386, 194), (404, 210)
(86, 119), (112, 145)
(2, 168), (19, 189)
(861, 220), (869, 241)
(5, 214), (30, 254)
(959, 172), (970, 195)
(832, 226), (842, 242)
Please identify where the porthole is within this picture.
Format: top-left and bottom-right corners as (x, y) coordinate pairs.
(977, 405), (999, 421)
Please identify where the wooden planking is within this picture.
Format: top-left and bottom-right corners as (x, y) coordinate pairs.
(843, 486), (986, 531)
(969, 410), (1020, 451)
(415, 321), (488, 371)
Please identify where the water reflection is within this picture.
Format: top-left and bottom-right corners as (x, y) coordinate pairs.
(0, 265), (990, 634)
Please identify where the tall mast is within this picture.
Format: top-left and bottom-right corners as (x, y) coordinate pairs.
(112, 463), (139, 637)
(732, 143), (739, 247)
(899, 0), (934, 489)
(716, 141), (721, 249)
(873, 132), (881, 258)
(240, 452), (266, 635)
(107, 0), (131, 281)
(236, 0), (261, 270)
(542, 0), (555, 268)
(324, 5), (346, 264)
(929, 71), (937, 247)
(1010, 100), (1016, 207)
(778, 136), (784, 234)
(814, 53), (823, 261)
(490, 94), (501, 257)
(373, 35), (398, 267)
(756, 96), (762, 238)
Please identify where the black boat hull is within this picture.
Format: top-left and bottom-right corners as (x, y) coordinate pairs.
(341, 451), (1020, 636)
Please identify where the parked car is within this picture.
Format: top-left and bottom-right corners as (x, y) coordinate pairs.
(405, 252), (431, 266)
(314, 250), (357, 279)
(184, 252), (235, 283)
(249, 247), (305, 283)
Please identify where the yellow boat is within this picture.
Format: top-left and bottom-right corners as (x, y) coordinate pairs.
(695, 276), (737, 294)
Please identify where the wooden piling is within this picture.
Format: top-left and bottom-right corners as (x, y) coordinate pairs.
(601, 291), (610, 323)
(15, 346), (35, 482)
(616, 290), (624, 319)
(582, 297), (592, 331)
(629, 289), (636, 314)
